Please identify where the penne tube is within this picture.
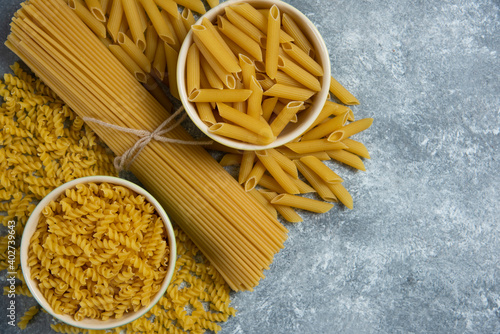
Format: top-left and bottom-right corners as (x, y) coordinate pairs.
(144, 23), (159, 63)
(308, 100), (353, 131)
(189, 89), (252, 102)
(256, 150), (300, 194)
(106, 0), (123, 42)
(268, 148), (298, 179)
(117, 32), (151, 73)
(217, 16), (263, 62)
(244, 161), (266, 191)
(160, 9), (180, 50)
(277, 55), (321, 91)
(193, 34), (236, 89)
(326, 150), (366, 171)
(262, 97), (278, 122)
(299, 156), (343, 183)
(164, 43), (180, 99)
(121, 0), (146, 51)
(240, 54), (256, 89)
(285, 139), (348, 154)
(342, 138), (371, 159)
(265, 5), (280, 79)
(263, 84), (316, 101)
(143, 75), (173, 111)
(294, 160), (337, 202)
(233, 81), (247, 113)
(225, 7), (267, 48)
(196, 102), (216, 126)
(258, 174), (286, 193)
(302, 112), (348, 141)
(217, 103), (273, 139)
(255, 73), (274, 91)
(239, 151), (255, 184)
(327, 129), (344, 143)
(174, 0), (206, 14)
(99, 36), (112, 47)
(203, 142), (242, 154)
(291, 177), (316, 194)
(186, 43), (200, 95)
(270, 101), (303, 137)
(276, 147), (331, 161)
(271, 194), (334, 214)
(200, 56), (224, 90)
(207, 0), (219, 8)
(327, 183), (353, 209)
(230, 3), (294, 43)
(118, 10), (129, 33)
(275, 70), (306, 88)
(68, 0), (106, 38)
(209, 123), (273, 145)
(219, 32), (253, 61)
(282, 13), (314, 56)
(247, 189), (278, 219)
(247, 76), (263, 119)
(85, 0), (106, 22)
(140, 0), (175, 45)
(199, 17), (240, 71)
(108, 44), (148, 83)
(169, 11), (188, 43)
(281, 42), (324, 76)
(181, 8), (196, 31)
(154, 0), (179, 19)
(329, 76), (360, 105)
(101, 0), (111, 15)
(219, 153), (242, 166)
(152, 40), (166, 80)
(259, 191), (303, 223)
(333, 118), (373, 141)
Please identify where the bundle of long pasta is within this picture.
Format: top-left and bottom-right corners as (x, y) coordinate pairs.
(7, 0), (287, 291)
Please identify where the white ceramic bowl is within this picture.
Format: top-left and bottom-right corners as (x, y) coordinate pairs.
(177, 0), (331, 151)
(20, 176), (177, 330)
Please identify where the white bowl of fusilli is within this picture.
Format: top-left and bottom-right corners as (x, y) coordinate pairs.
(20, 176), (177, 330)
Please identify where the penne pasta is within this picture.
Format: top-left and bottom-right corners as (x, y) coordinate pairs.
(270, 101), (303, 137)
(271, 194), (334, 213)
(268, 148), (298, 179)
(302, 112), (348, 141)
(154, 0), (179, 18)
(209, 123), (273, 145)
(108, 44), (148, 83)
(277, 55), (321, 91)
(174, 0), (206, 14)
(196, 102), (216, 126)
(256, 150), (300, 194)
(239, 151), (255, 184)
(281, 42), (324, 76)
(247, 189), (278, 219)
(219, 153), (242, 166)
(121, 0), (146, 51)
(217, 103), (274, 139)
(282, 13), (314, 56)
(299, 156), (343, 183)
(181, 8), (196, 31)
(258, 174), (286, 193)
(160, 9), (181, 50)
(262, 96), (278, 122)
(217, 16), (263, 62)
(275, 70), (306, 88)
(169, 10), (188, 43)
(294, 160), (337, 202)
(143, 75), (173, 111)
(152, 40), (166, 80)
(244, 161), (266, 191)
(164, 43), (180, 99)
(285, 139), (348, 154)
(332, 118), (373, 142)
(200, 56), (224, 90)
(117, 32), (151, 73)
(263, 84), (316, 101)
(291, 177), (316, 194)
(206, 0), (219, 9)
(255, 73), (274, 91)
(276, 147), (331, 161)
(106, 0), (123, 42)
(329, 76), (360, 105)
(189, 89), (252, 103)
(139, 0), (175, 45)
(327, 183), (353, 209)
(265, 5), (280, 79)
(186, 43), (201, 95)
(85, 0), (106, 22)
(259, 191), (303, 223)
(342, 138), (371, 159)
(68, 0), (106, 38)
(240, 54), (256, 89)
(247, 76), (264, 119)
(326, 150), (366, 171)
(144, 23), (159, 63)
(225, 7), (267, 48)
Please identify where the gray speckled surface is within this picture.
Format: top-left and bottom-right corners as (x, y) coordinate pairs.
(1, 0), (499, 333)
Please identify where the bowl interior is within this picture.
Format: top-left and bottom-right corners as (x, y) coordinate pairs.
(177, 0), (331, 151)
(20, 176), (177, 330)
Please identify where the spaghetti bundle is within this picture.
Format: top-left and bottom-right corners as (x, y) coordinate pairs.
(7, 0), (287, 291)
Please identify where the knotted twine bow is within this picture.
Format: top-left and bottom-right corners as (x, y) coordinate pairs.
(82, 106), (213, 172)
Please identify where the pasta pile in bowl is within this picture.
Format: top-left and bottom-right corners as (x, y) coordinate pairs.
(19, 176), (177, 330)
(177, 0), (331, 150)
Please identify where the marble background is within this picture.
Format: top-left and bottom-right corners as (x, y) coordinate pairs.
(0, 0), (499, 333)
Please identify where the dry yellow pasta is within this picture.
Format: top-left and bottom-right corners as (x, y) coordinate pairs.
(299, 156), (343, 183)
(108, 44), (148, 83)
(189, 89), (252, 103)
(271, 193), (334, 213)
(263, 84), (316, 101)
(327, 149), (367, 171)
(256, 150), (300, 194)
(218, 16), (263, 62)
(329, 76), (360, 105)
(282, 42), (324, 76)
(259, 191), (303, 223)
(139, 0), (174, 45)
(186, 43), (200, 95)
(270, 101), (303, 137)
(294, 160), (338, 202)
(302, 112), (348, 141)
(106, 0), (123, 41)
(144, 22), (159, 63)
(217, 103), (273, 140)
(332, 118), (374, 141)
(265, 5), (280, 79)
(154, 0), (179, 18)
(225, 7), (267, 47)
(117, 32), (151, 73)
(209, 123), (273, 145)
(342, 138), (371, 159)
(121, 0), (146, 51)
(69, 0), (106, 38)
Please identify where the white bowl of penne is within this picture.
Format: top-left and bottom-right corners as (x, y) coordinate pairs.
(177, 0), (331, 150)
(20, 176), (177, 330)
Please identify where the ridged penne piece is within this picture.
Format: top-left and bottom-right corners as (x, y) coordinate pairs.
(332, 118), (373, 142)
(117, 32), (151, 73)
(327, 150), (366, 171)
(262, 96), (278, 122)
(258, 174), (286, 193)
(144, 23), (159, 63)
(264, 84), (316, 101)
(121, 0), (146, 51)
(206, 0), (219, 9)
(256, 73), (274, 91)
(152, 40), (166, 80)
(282, 13), (314, 57)
(270, 101), (303, 137)
(256, 150), (300, 194)
(186, 43), (200, 95)
(154, 0), (179, 18)
(291, 177), (316, 194)
(282, 42), (323, 76)
(219, 153), (242, 166)
(329, 76), (360, 105)
(140, 0), (175, 45)
(276, 147), (331, 161)
(85, 0), (106, 22)
(69, 0), (106, 38)
(189, 89), (252, 103)
(164, 43), (180, 99)
(108, 44), (147, 83)
(247, 77), (263, 119)
(225, 7), (267, 47)
(160, 9), (180, 50)
(218, 16), (263, 62)
(170, 11), (188, 44)
(275, 70), (306, 88)
(239, 151), (255, 184)
(268, 148), (298, 179)
(294, 160), (337, 202)
(239, 54), (256, 89)
(244, 160), (265, 191)
(285, 139), (348, 154)
(196, 102), (216, 126)
(265, 5), (280, 79)
(200, 56), (224, 90)
(247, 189), (278, 219)
(174, 0), (206, 14)
(277, 55), (321, 92)
(217, 103), (273, 139)
(342, 138), (370, 159)
(302, 112), (348, 141)
(209, 123), (273, 145)
(299, 156), (342, 183)
(327, 183), (353, 209)
(271, 194), (334, 214)
(181, 8), (195, 31)
(106, 0), (123, 42)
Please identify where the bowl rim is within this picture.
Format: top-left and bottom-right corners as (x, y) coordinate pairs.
(177, 0), (331, 151)
(20, 175), (177, 330)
